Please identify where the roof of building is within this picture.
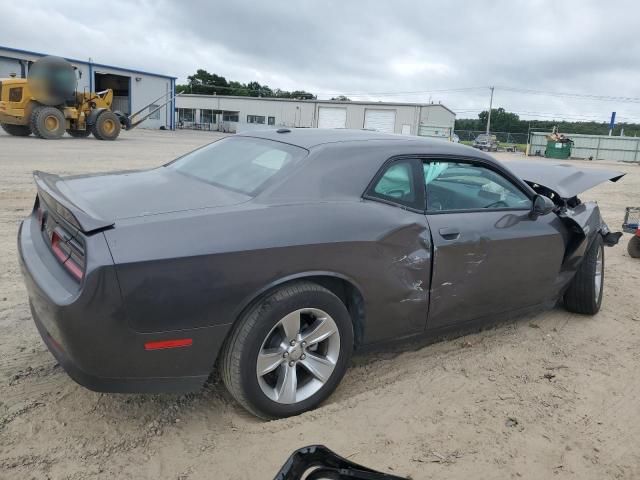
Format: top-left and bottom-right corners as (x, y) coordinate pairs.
(0, 45), (176, 79)
(178, 93), (456, 115)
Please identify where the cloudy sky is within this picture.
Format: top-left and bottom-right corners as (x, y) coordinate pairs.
(3, 0), (640, 122)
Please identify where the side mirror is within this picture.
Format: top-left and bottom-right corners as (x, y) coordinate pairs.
(530, 194), (555, 220)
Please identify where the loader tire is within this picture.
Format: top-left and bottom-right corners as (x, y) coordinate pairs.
(628, 235), (640, 259)
(564, 236), (604, 315)
(66, 129), (91, 138)
(31, 106), (65, 139)
(1, 123), (32, 136)
(91, 111), (121, 140)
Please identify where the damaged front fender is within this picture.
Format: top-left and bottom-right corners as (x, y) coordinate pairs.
(559, 201), (620, 271)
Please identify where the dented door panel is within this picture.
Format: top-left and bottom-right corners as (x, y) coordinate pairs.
(425, 210), (565, 330)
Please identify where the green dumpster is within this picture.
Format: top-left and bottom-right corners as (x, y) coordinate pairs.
(545, 139), (572, 159)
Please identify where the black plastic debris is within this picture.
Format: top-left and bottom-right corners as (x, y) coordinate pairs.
(274, 445), (408, 480)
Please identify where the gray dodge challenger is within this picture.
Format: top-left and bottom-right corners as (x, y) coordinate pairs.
(18, 128), (624, 418)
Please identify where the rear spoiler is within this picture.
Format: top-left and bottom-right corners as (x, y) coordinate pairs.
(33, 171), (114, 233)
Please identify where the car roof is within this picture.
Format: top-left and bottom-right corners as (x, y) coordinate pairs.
(246, 128), (501, 204)
(236, 127), (471, 152)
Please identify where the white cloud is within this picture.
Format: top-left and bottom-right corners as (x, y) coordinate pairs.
(2, 0), (640, 121)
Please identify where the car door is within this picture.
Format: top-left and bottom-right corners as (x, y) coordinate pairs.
(423, 158), (565, 330)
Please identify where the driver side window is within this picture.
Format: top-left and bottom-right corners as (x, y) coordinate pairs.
(424, 161), (531, 212)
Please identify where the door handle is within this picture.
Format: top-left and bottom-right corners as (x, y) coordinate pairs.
(439, 227), (460, 240)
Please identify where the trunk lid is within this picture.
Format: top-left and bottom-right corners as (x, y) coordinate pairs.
(34, 168), (251, 233)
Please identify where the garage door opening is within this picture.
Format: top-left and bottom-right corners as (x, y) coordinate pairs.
(364, 109), (396, 134)
(318, 107), (347, 129)
(94, 72), (130, 114)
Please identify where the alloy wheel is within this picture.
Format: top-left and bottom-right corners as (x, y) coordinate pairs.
(594, 245), (603, 294)
(256, 308), (340, 404)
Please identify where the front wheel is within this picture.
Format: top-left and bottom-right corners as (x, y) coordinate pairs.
(91, 111), (121, 140)
(564, 236), (604, 314)
(220, 282), (353, 419)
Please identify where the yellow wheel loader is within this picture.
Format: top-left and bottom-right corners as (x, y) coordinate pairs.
(0, 56), (177, 140)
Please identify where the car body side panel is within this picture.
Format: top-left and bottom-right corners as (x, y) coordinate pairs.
(425, 210), (566, 329)
(105, 200), (432, 344)
(17, 214), (224, 390)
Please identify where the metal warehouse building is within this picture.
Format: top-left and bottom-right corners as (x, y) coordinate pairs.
(176, 95), (456, 138)
(0, 46), (176, 129)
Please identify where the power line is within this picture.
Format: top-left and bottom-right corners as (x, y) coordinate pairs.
(496, 86), (640, 104)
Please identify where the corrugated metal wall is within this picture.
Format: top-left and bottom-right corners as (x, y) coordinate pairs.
(529, 132), (640, 162)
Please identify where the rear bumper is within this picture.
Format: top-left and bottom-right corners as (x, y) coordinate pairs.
(29, 300), (206, 393)
(18, 216), (230, 393)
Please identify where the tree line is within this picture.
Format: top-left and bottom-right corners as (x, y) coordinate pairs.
(176, 73), (639, 136)
(177, 69), (317, 100)
(455, 107), (640, 137)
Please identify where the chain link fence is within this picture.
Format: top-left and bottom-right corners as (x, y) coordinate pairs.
(454, 130), (529, 146)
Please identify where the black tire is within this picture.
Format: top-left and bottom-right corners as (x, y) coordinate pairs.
(220, 281), (354, 419)
(628, 235), (640, 258)
(564, 236), (604, 315)
(31, 106), (66, 139)
(66, 128), (91, 138)
(91, 111), (121, 140)
(1, 123), (32, 136)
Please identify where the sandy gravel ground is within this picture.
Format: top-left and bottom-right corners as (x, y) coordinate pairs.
(0, 129), (639, 480)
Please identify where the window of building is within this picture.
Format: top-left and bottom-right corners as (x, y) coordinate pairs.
(247, 115), (266, 124)
(423, 161), (532, 212)
(201, 109), (216, 124)
(148, 104), (160, 120)
(177, 108), (195, 123)
(268, 116), (276, 126)
(223, 112), (239, 122)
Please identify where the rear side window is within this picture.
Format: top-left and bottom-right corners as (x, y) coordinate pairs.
(168, 137), (307, 195)
(367, 160), (420, 209)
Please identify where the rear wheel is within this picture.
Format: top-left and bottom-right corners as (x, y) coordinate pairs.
(66, 128), (91, 138)
(91, 111), (121, 140)
(1, 123), (32, 136)
(220, 282), (353, 419)
(564, 236), (604, 314)
(628, 235), (640, 258)
(31, 106), (66, 139)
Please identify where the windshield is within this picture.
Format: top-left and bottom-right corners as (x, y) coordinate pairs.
(167, 136), (307, 195)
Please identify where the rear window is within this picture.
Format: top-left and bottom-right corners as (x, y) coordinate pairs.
(167, 136), (307, 195)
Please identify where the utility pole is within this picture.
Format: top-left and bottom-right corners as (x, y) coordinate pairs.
(486, 86), (494, 135)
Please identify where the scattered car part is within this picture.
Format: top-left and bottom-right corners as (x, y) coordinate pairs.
(273, 445), (408, 480)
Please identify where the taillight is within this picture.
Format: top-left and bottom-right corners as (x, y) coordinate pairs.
(51, 230), (85, 281)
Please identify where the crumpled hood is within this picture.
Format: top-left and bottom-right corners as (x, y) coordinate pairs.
(503, 160), (625, 198)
